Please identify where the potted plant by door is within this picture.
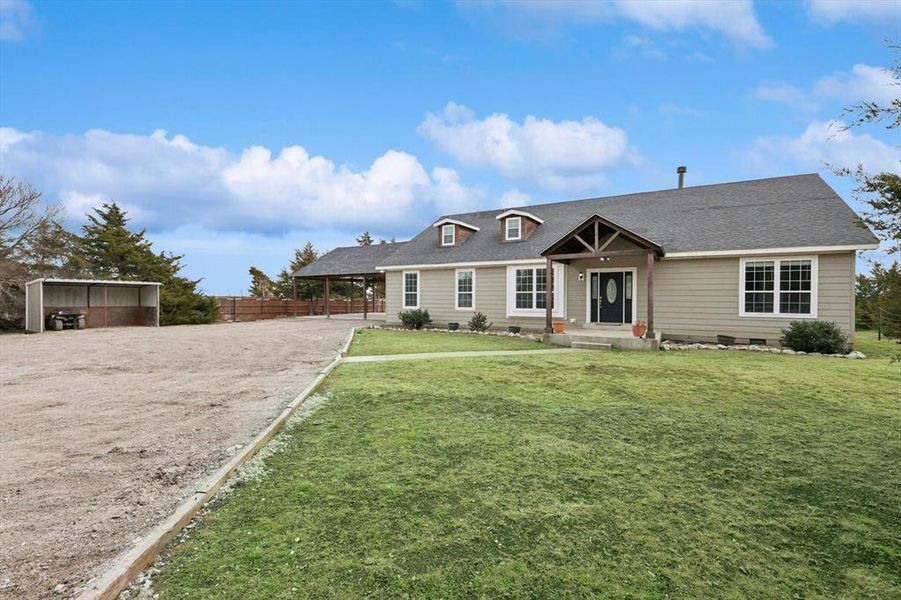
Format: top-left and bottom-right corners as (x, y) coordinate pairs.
(552, 321), (566, 334)
(632, 321), (648, 338)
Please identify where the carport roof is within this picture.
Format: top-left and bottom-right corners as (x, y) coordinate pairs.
(292, 243), (407, 278)
(27, 278), (162, 286)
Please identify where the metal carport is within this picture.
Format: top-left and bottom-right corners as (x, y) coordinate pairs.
(24, 278), (162, 333)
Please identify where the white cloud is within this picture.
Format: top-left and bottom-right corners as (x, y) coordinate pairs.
(0, 126), (484, 234)
(460, 0), (771, 49)
(0, 0), (35, 42)
(806, 0), (900, 24)
(498, 188), (530, 208)
(686, 51), (715, 63)
(752, 83), (819, 112)
(614, 34), (667, 61)
(752, 63), (897, 113)
(418, 102), (639, 192)
(747, 120), (899, 175)
(658, 103), (708, 118)
(814, 63), (898, 106)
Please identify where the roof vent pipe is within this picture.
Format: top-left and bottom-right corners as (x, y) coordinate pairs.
(677, 166), (687, 189)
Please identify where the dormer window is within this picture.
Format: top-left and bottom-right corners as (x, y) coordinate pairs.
(441, 223), (455, 246)
(432, 218), (479, 247)
(496, 209), (542, 242)
(505, 217), (522, 241)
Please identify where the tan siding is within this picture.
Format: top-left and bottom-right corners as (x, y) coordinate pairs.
(653, 252), (855, 343)
(387, 265), (556, 330)
(386, 251), (856, 342)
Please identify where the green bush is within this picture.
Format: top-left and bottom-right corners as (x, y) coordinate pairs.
(468, 311), (492, 332)
(781, 320), (850, 354)
(398, 309), (431, 330)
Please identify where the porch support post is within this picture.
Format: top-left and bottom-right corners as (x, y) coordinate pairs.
(646, 252), (655, 338)
(363, 276), (368, 320)
(545, 256), (553, 333)
(324, 276), (330, 319)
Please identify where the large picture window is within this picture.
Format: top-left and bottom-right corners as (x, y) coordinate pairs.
(455, 269), (474, 310)
(740, 257), (816, 317)
(507, 264), (564, 317)
(403, 271), (419, 309)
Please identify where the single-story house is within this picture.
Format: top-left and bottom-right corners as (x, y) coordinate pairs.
(294, 173), (878, 348)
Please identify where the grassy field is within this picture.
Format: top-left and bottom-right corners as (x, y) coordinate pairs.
(855, 329), (901, 360)
(347, 327), (546, 356)
(153, 334), (900, 599)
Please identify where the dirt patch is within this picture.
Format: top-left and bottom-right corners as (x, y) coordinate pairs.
(0, 317), (369, 599)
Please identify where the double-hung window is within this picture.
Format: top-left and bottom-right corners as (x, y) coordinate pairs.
(455, 269), (474, 310)
(441, 224), (455, 246)
(505, 217), (522, 241)
(740, 257), (816, 317)
(515, 267), (546, 309)
(507, 264), (564, 317)
(403, 271), (419, 309)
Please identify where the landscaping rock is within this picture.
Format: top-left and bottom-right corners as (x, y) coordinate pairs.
(782, 349), (795, 355)
(845, 351), (866, 359)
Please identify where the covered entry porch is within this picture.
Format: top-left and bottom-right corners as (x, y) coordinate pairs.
(541, 214), (665, 349)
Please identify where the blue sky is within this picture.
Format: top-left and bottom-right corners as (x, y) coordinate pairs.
(1, 0), (898, 294)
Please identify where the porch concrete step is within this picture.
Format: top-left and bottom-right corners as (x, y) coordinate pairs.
(571, 335), (622, 344)
(571, 341), (612, 351)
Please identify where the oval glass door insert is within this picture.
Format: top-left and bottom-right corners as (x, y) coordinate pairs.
(606, 279), (618, 303)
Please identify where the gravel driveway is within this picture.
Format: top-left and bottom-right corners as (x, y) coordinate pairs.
(0, 317), (368, 599)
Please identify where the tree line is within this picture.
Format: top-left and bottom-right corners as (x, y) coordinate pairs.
(246, 231), (394, 302)
(0, 178), (217, 328)
(842, 43), (900, 340)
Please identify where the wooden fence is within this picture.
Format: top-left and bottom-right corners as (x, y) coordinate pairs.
(215, 297), (385, 322)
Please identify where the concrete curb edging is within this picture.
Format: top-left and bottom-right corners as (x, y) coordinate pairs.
(343, 348), (583, 363)
(77, 327), (357, 600)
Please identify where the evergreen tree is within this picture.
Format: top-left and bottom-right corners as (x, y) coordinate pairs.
(273, 242), (322, 299)
(356, 231), (374, 246)
(77, 202), (217, 325)
(856, 262), (901, 338)
(248, 266), (275, 298)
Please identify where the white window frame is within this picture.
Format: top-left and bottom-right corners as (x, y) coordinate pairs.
(505, 216), (522, 241)
(738, 256), (818, 318)
(402, 270), (420, 309)
(441, 223), (455, 246)
(454, 268), (475, 311)
(506, 264), (565, 318)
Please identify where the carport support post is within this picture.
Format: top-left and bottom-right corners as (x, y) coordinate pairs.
(363, 277), (368, 319)
(324, 276), (330, 319)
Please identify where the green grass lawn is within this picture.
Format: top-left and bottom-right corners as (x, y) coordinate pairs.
(346, 327), (546, 356)
(153, 335), (900, 599)
(855, 329), (901, 360)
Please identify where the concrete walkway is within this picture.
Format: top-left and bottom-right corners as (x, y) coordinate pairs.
(343, 348), (584, 363)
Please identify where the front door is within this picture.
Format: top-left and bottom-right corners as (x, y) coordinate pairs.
(589, 271), (632, 324)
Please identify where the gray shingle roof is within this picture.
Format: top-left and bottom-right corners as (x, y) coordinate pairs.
(378, 174), (877, 267)
(293, 242), (406, 277)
